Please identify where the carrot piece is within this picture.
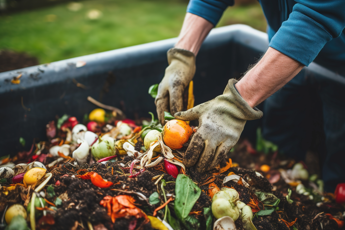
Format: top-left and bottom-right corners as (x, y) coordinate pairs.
(153, 197), (174, 216)
(44, 198), (56, 207)
(281, 218), (298, 228)
(208, 182), (220, 199)
(219, 158), (232, 174)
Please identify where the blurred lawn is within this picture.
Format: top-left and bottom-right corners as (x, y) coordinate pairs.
(0, 0), (266, 64)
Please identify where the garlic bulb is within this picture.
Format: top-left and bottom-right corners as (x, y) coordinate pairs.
(0, 167), (14, 178)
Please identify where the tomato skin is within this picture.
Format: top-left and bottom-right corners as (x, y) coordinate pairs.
(335, 183), (345, 204)
(90, 172), (113, 188)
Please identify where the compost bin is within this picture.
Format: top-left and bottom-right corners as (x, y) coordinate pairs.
(1, 25), (345, 230)
(1, 24), (344, 155)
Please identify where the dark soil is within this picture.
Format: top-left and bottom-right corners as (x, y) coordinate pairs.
(0, 50), (39, 72)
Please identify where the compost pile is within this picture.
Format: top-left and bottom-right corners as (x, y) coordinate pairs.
(0, 108), (345, 230)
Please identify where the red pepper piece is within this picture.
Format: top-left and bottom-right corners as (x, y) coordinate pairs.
(78, 172), (93, 180)
(90, 172), (113, 188)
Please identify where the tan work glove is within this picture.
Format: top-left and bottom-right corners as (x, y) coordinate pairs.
(174, 79), (263, 172)
(155, 48), (196, 124)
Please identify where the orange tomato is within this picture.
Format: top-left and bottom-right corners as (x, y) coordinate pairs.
(260, 164), (270, 173)
(163, 119), (193, 149)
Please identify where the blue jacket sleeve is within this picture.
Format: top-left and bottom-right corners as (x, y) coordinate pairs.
(187, 0), (234, 26)
(269, 1), (345, 66)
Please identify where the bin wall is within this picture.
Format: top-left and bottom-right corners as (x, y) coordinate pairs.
(0, 25), (343, 156)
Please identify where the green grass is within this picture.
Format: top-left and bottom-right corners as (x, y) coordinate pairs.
(0, 0), (265, 63)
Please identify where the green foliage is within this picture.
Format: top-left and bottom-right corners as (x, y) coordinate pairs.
(19, 137), (25, 147)
(27, 197), (46, 218)
(47, 185), (56, 198)
(286, 189), (293, 204)
(256, 208), (275, 216)
(57, 114), (68, 129)
(204, 207), (213, 230)
(5, 215), (29, 230)
(256, 128), (278, 154)
(149, 192), (160, 205)
(166, 207), (182, 230)
(0, 0), (264, 64)
(174, 174), (201, 220)
(164, 111), (175, 121)
(181, 215), (200, 230)
(148, 84), (159, 98)
(55, 197), (62, 206)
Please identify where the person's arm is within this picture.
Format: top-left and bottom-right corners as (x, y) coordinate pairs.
(175, 13), (214, 55)
(236, 47), (304, 107)
(237, 0), (345, 107)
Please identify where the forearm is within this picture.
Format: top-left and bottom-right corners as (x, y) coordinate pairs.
(175, 13), (214, 55)
(236, 47), (304, 107)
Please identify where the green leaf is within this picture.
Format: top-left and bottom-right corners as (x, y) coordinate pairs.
(204, 207), (213, 230)
(286, 189), (293, 204)
(164, 111), (175, 121)
(256, 207), (275, 216)
(181, 215), (200, 230)
(5, 215), (29, 230)
(167, 206), (182, 230)
(149, 192), (160, 205)
(256, 128), (278, 154)
(0, 178), (7, 184)
(55, 197), (62, 206)
(47, 185), (56, 198)
(174, 174), (201, 220)
(19, 137), (25, 147)
(148, 84), (159, 98)
(255, 191), (279, 206)
(57, 114), (69, 129)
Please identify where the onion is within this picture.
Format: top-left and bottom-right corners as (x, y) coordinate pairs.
(72, 140), (90, 165)
(5, 204), (27, 224)
(144, 130), (162, 152)
(91, 135), (116, 161)
(212, 198), (239, 221)
(97, 155), (117, 163)
(0, 167), (14, 179)
(11, 173), (25, 184)
(84, 131), (98, 146)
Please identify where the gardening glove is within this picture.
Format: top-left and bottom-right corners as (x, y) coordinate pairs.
(174, 79), (263, 172)
(155, 48), (196, 125)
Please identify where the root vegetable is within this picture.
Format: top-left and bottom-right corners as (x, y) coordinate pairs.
(117, 121), (132, 137)
(91, 136), (116, 160)
(73, 140), (90, 165)
(87, 121), (98, 132)
(144, 130), (162, 152)
(5, 204), (27, 224)
(0, 167), (14, 178)
(212, 198), (240, 220)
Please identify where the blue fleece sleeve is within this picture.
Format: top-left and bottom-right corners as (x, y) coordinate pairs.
(270, 1), (345, 66)
(187, 0), (234, 26)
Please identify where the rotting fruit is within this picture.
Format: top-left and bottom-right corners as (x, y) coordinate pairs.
(162, 119), (193, 149)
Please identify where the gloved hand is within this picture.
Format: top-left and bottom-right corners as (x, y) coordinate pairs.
(174, 79), (263, 172)
(155, 48), (196, 124)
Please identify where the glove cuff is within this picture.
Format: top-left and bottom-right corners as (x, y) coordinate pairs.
(167, 48), (196, 66)
(226, 79), (263, 120)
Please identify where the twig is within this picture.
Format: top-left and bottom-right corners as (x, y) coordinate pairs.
(87, 96), (124, 117)
(153, 197), (174, 216)
(73, 78), (87, 89)
(21, 97), (31, 111)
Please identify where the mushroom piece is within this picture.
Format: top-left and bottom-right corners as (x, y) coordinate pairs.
(213, 216), (237, 230)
